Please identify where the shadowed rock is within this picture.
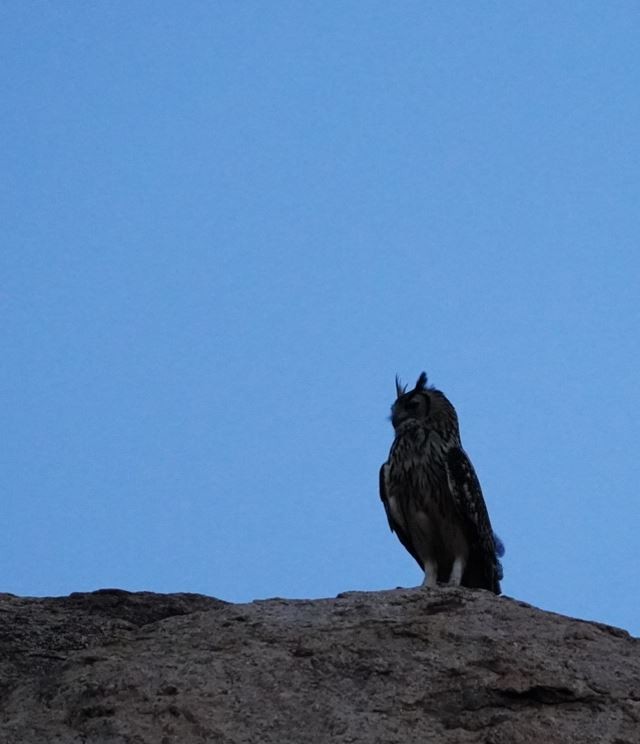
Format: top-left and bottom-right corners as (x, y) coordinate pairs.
(0, 587), (637, 743)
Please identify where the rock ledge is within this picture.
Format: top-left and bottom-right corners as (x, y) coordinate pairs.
(0, 587), (637, 743)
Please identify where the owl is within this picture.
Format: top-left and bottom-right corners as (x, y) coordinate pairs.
(379, 372), (504, 593)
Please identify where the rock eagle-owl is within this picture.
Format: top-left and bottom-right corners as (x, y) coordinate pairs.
(379, 372), (504, 593)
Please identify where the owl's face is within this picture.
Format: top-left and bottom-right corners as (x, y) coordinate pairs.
(390, 372), (458, 433)
(391, 390), (432, 429)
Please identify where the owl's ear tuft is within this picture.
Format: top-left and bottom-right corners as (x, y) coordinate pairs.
(395, 375), (407, 398)
(414, 372), (428, 392)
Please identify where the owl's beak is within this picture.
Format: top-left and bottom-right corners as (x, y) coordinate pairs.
(390, 410), (404, 429)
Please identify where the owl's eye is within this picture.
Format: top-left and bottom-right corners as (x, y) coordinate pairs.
(406, 395), (430, 414)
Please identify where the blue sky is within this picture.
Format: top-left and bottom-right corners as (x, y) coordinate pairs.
(2, 3), (639, 635)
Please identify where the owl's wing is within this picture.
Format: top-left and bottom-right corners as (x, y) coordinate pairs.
(379, 463), (423, 570)
(445, 446), (503, 593)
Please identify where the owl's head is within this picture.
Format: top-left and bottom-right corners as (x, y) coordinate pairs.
(390, 371), (459, 434)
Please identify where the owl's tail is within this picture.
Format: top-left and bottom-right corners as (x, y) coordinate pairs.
(462, 546), (503, 595)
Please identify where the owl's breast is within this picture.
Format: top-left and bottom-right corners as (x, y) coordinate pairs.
(387, 429), (459, 533)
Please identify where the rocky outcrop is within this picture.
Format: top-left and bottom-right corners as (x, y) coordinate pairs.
(0, 587), (637, 743)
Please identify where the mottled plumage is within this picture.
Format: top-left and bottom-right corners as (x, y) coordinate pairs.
(380, 372), (504, 593)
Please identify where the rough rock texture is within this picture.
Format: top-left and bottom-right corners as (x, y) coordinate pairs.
(0, 587), (638, 743)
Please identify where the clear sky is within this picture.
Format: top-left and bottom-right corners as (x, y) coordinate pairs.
(2, 3), (639, 635)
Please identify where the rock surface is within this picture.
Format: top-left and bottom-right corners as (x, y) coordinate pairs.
(0, 587), (638, 743)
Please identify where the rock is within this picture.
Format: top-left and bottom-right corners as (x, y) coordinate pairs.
(0, 587), (637, 743)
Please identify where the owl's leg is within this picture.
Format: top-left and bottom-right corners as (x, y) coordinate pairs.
(448, 556), (466, 586)
(421, 560), (438, 588)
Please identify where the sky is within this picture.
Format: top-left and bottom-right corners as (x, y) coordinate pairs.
(2, 2), (639, 636)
